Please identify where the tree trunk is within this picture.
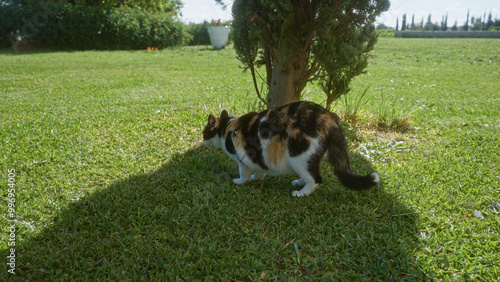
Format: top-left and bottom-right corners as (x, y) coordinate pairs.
(267, 49), (308, 108)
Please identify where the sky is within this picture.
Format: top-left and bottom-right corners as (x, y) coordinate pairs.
(180, 0), (500, 28)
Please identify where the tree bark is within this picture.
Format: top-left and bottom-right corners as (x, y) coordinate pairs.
(267, 49), (308, 108)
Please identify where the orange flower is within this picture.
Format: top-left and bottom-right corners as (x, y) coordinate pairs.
(147, 47), (151, 51)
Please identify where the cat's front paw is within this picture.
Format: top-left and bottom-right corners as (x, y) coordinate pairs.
(233, 178), (245, 185)
(292, 190), (306, 197)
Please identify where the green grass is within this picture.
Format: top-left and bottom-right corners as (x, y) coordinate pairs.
(1, 39), (499, 280)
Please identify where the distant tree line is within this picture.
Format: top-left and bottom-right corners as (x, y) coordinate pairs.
(379, 10), (500, 31)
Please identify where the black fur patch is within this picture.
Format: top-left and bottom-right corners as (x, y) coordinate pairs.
(225, 131), (236, 154)
(289, 133), (310, 157)
(267, 109), (288, 139)
(217, 117), (231, 137)
(259, 112), (287, 141)
(284, 101), (302, 116)
(239, 112), (268, 170)
(294, 107), (319, 138)
(202, 127), (217, 141)
(308, 141), (326, 184)
(259, 120), (272, 139)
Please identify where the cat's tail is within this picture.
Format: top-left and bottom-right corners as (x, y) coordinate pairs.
(334, 170), (380, 191)
(327, 123), (380, 191)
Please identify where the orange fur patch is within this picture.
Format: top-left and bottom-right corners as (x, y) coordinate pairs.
(317, 114), (333, 137)
(266, 136), (287, 166)
(247, 115), (260, 131)
(224, 120), (244, 150)
(289, 127), (302, 139)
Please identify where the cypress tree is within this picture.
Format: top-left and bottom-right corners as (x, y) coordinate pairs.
(231, 0), (390, 108)
(465, 9), (470, 31)
(486, 11), (493, 30)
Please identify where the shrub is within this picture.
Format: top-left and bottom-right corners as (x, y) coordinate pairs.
(102, 6), (187, 49)
(376, 29), (395, 37)
(185, 22), (211, 46)
(0, 3), (187, 49)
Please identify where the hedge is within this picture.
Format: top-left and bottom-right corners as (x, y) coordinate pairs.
(185, 22), (211, 46)
(0, 3), (187, 49)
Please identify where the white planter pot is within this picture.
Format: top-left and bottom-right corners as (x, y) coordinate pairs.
(207, 26), (231, 49)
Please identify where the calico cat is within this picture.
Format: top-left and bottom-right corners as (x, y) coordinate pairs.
(202, 101), (379, 197)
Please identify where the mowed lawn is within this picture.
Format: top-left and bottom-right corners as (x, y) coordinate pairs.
(0, 38), (499, 280)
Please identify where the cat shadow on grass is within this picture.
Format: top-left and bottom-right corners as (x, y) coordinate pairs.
(5, 145), (426, 280)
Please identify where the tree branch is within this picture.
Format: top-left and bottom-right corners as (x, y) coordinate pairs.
(249, 63), (266, 104)
(264, 46), (273, 87)
(214, 0), (227, 10)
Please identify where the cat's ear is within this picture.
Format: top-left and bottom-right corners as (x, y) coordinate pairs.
(220, 110), (229, 120)
(208, 114), (217, 127)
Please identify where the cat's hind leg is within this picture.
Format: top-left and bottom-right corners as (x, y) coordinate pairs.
(290, 167), (321, 196)
(292, 182), (319, 197)
(233, 163), (252, 185)
(290, 152), (323, 197)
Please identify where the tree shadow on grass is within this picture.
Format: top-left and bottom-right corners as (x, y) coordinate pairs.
(4, 145), (426, 280)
